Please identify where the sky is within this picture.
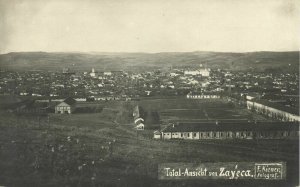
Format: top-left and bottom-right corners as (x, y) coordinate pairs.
(0, 0), (299, 53)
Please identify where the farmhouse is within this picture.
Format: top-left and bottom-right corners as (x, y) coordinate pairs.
(156, 122), (299, 140)
(55, 97), (76, 114)
(247, 99), (300, 122)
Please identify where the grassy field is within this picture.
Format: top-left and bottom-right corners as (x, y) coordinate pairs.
(137, 98), (269, 125)
(0, 99), (298, 187)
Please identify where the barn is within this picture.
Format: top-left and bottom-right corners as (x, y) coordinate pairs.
(156, 122), (299, 140)
(55, 97), (76, 114)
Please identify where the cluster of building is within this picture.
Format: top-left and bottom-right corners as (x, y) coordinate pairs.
(1, 65), (299, 125)
(0, 65), (214, 99)
(0, 67), (298, 104)
(225, 71), (299, 108)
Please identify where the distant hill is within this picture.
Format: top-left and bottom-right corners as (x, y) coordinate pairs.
(0, 51), (298, 72)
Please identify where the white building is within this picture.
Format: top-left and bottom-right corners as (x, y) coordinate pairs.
(199, 68), (210, 77)
(169, 73), (179, 77)
(187, 92), (220, 99)
(104, 72), (112, 76)
(156, 122), (299, 140)
(135, 123), (145, 130)
(134, 117), (144, 124)
(184, 68), (210, 77)
(153, 130), (161, 139)
(55, 97), (76, 114)
(184, 70), (200, 76)
(90, 68), (96, 77)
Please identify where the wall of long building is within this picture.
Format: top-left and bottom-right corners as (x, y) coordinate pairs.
(186, 94), (220, 99)
(247, 101), (300, 122)
(159, 130), (299, 140)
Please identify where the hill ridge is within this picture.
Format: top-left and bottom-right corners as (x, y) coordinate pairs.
(0, 51), (298, 72)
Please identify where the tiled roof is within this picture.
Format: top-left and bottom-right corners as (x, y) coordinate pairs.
(63, 97), (76, 105)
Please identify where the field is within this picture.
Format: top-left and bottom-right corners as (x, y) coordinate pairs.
(0, 98), (298, 187)
(136, 98), (268, 126)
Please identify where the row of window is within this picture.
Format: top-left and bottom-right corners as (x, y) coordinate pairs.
(165, 132), (252, 138)
(56, 106), (71, 110)
(163, 131), (298, 139)
(187, 95), (220, 99)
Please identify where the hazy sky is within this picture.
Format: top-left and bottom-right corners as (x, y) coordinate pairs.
(0, 0), (299, 53)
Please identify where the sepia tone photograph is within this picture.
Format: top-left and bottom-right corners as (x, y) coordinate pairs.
(0, 0), (299, 186)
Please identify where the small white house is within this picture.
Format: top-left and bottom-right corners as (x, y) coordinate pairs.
(135, 123), (144, 130)
(55, 97), (76, 114)
(153, 130), (161, 139)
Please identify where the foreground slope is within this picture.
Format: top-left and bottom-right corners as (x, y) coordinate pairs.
(0, 99), (298, 187)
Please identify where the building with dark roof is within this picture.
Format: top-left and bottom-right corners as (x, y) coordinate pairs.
(55, 97), (76, 114)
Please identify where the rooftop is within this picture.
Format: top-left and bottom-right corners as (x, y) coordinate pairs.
(63, 97), (76, 105)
